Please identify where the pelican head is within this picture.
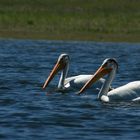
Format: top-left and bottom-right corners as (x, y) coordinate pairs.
(78, 58), (118, 94)
(43, 53), (70, 89)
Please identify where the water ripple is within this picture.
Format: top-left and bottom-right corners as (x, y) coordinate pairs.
(0, 39), (140, 140)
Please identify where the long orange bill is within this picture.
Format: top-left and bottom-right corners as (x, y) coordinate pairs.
(78, 65), (112, 95)
(42, 62), (65, 89)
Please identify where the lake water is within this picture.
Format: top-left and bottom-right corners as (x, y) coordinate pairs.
(0, 39), (140, 140)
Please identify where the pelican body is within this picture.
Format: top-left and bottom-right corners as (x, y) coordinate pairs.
(42, 54), (106, 92)
(78, 58), (140, 102)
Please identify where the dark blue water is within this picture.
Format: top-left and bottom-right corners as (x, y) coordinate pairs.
(0, 39), (140, 140)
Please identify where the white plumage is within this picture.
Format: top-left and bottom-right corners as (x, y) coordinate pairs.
(79, 58), (140, 102)
(43, 54), (108, 92)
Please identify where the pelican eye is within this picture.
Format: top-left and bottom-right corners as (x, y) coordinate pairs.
(105, 59), (118, 70)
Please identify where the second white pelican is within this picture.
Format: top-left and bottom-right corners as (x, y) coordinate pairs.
(78, 58), (140, 102)
(42, 54), (109, 92)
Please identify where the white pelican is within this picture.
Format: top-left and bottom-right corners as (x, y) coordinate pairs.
(78, 58), (140, 102)
(42, 54), (110, 92)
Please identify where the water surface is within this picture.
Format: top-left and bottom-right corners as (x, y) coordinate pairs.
(0, 39), (140, 140)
